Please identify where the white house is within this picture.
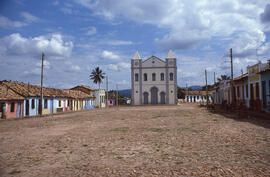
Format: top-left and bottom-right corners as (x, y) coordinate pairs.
(94, 89), (106, 108)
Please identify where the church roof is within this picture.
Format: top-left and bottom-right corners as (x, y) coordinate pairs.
(142, 56), (166, 64)
(133, 51), (141, 59)
(168, 50), (175, 58)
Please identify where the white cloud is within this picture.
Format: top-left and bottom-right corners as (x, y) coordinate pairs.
(76, 0), (268, 52)
(85, 26), (97, 35)
(52, 1), (59, 6)
(0, 33), (73, 58)
(0, 16), (26, 28)
(102, 40), (134, 46)
(71, 65), (81, 71)
(107, 62), (130, 72)
(23, 68), (41, 76)
(107, 64), (119, 71)
(101, 50), (120, 61)
(20, 12), (39, 23)
(36, 60), (51, 69)
(60, 7), (73, 15)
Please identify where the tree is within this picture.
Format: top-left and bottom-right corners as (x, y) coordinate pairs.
(217, 75), (230, 82)
(90, 67), (105, 90)
(177, 87), (186, 99)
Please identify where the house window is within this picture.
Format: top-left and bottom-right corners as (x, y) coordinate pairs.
(59, 100), (61, 107)
(269, 80), (270, 96)
(237, 86), (240, 98)
(246, 84), (248, 98)
(44, 99), (48, 109)
(32, 99), (35, 109)
(10, 102), (15, 112)
(135, 73), (138, 81)
(144, 73), (147, 81)
(152, 73), (156, 81)
(170, 73), (173, 81)
(160, 73), (164, 81)
(242, 86), (245, 99)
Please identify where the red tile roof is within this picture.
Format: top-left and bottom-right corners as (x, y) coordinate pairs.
(1, 81), (94, 99)
(183, 90), (212, 95)
(0, 84), (24, 101)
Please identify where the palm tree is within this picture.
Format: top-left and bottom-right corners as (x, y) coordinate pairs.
(217, 75), (230, 82)
(90, 67), (105, 89)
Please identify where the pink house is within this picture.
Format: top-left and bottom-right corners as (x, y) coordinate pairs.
(0, 84), (24, 119)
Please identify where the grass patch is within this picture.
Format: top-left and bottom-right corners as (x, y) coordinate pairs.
(177, 127), (204, 133)
(148, 128), (168, 133)
(111, 127), (129, 132)
(151, 115), (168, 119)
(9, 169), (21, 174)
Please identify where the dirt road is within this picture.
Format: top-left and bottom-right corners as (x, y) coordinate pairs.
(0, 104), (269, 176)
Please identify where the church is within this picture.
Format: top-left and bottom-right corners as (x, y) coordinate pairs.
(131, 50), (177, 105)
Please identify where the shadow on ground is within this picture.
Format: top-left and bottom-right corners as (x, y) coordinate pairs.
(201, 105), (270, 129)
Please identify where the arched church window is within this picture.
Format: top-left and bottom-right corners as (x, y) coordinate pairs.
(152, 73), (156, 81)
(144, 73), (147, 81)
(135, 73), (138, 81)
(160, 73), (164, 81)
(170, 73), (173, 81)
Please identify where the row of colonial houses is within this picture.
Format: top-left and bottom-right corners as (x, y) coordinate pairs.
(212, 60), (270, 112)
(183, 91), (212, 103)
(0, 81), (107, 119)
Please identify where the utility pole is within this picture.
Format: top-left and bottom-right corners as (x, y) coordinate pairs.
(230, 48), (235, 105)
(106, 76), (108, 108)
(116, 84), (119, 106)
(186, 83), (188, 102)
(205, 69), (208, 106)
(40, 53), (44, 116)
(214, 72), (216, 85)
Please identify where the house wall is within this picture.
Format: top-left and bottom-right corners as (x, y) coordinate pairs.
(84, 98), (94, 109)
(248, 63), (261, 101)
(261, 71), (270, 112)
(42, 98), (53, 115)
(234, 78), (248, 106)
(185, 95), (212, 103)
(5, 101), (24, 119)
(94, 90), (106, 108)
(53, 98), (64, 113)
(107, 99), (115, 106)
(24, 98), (39, 117)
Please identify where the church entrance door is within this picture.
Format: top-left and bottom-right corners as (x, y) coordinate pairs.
(151, 87), (158, 104)
(143, 92), (149, 104)
(160, 92), (165, 104)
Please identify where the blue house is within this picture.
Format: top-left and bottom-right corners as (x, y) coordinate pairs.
(258, 62), (270, 112)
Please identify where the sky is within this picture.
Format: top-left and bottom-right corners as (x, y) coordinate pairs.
(1, 0), (270, 90)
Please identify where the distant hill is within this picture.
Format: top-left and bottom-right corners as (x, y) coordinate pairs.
(118, 89), (131, 98)
(180, 85), (202, 91)
(189, 85), (202, 91)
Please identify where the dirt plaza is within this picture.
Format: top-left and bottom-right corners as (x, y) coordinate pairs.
(0, 104), (269, 176)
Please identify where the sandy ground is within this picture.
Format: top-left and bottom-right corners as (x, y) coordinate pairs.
(0, 103), (269, 177)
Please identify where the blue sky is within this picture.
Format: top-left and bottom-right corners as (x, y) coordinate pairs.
(1, 0), (270, 90)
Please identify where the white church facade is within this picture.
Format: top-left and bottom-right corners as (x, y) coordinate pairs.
(131, 50), (177, 105)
